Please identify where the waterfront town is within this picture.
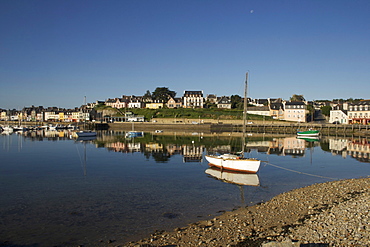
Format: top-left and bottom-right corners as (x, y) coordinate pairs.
(0, 89), (369, 125)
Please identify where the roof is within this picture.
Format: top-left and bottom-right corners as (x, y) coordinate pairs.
(285, 101), (306, 105)
(184, 91), (203, 97)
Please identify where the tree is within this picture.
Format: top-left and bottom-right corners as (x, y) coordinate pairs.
(152, 87), (176, 102)
(230, 95), (242, 109)
(321, 105), (332, 116)
(143, 90), (152, 101)
(290, 94), (305, 102)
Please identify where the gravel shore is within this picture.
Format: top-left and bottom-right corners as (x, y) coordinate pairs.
(124, 177), (370, 247)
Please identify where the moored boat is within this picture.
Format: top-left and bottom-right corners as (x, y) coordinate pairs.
(125, 131), (144, 138)
(297, 129), (320, 136)
(76, 130), (97, 137)
(204, 72), (261, 174)
(205, 154), (261, 173)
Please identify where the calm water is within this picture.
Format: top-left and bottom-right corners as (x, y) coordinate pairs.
(1, 130), (370, 246)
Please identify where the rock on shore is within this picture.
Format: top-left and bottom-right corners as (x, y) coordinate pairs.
(124, 177), (370, 247)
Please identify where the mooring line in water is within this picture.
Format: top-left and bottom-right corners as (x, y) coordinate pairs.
(263, 161), (338, 180)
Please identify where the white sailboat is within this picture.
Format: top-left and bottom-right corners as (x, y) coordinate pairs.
(205, 72), (261, 174)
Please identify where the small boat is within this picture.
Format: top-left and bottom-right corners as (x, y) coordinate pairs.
(76, 96), (96, 138)
(154, 130), (163, 133)
(77, 130), (97, 137)
(205, 154), (261, 173)
(2, 126), (13, 132)
(125, 131), (144, 138)
(205, 73), (261, 174)
(297, 129), (320, 136)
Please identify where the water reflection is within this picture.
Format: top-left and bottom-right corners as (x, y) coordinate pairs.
(8, 129), (370, 164)
(205, 167), (260, 186)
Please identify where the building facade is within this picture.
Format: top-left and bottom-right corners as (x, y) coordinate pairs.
(183, 91), (204, 108)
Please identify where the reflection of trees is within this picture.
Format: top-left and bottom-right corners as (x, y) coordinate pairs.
(151, 151), (171, 163)
(320, 141), (330, 152)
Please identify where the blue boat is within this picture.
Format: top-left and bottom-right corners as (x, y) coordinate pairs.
(125, 131), (144, 138)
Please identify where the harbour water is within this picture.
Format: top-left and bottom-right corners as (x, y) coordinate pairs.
(1, 130), (370, 246)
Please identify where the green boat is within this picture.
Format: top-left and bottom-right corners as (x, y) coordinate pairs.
(297, 129), (320, 137)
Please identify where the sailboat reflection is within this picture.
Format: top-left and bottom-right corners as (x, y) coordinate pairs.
(205, 167), (260, 186)
(205, 167), (260, 206)
(76, 136), (96, 176)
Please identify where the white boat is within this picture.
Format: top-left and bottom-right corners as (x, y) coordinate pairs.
(76, 130), (97, 137)
(205, 72), (261, 174)
(2, 126), (13, 132)
(205, 154), (261, 173)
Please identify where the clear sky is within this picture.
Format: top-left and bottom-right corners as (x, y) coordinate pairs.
(1, 0), (369, 110)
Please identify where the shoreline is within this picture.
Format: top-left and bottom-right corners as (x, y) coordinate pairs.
(123, 177), (370, 247)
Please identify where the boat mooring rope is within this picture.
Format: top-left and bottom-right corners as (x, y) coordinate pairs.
(263, 161), (338, 180)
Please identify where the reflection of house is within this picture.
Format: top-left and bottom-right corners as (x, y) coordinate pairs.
(282, 137), (305, 156)
(207, 145), (232, 154)
(182, 145), (204, 162)
(166, 144), (182, 156)
(347, 138), (370, 162)
(106, 142), (141, 153)
(329, 139), (348, 158)
(267, 138), (284, 155)
(145, 143), (163, 152)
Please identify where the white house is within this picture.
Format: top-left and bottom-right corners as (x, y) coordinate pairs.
(283, 101), (308, 122)
(329, 109), (348, 124)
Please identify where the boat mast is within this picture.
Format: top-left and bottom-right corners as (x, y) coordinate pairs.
(241, 72), (248, 158)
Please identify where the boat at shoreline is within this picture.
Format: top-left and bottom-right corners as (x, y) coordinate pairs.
(205, 72), (261, 174)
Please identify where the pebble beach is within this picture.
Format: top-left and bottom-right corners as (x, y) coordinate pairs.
(124, 177), (370, 247)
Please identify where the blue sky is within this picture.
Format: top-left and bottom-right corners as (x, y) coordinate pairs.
(1, 0), (369, 109)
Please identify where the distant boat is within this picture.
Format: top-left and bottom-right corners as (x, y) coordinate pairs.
(77, 130), (97, 137)
(76, 96), (96, 138)
(205, 72), (261, 174)
(2, 126), (14, 132)
(125, 121), (143, 138)
(297, 129), (320, 137)
(125, 131), (144, 138)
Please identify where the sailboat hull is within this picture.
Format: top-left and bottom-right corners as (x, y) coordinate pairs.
(205, 155), (261, 174)
(77, 131), (97, 137)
